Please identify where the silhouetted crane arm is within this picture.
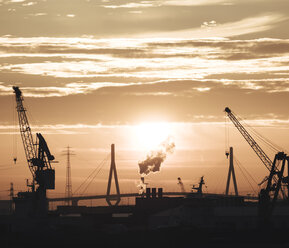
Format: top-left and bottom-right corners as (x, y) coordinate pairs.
(225, 107), (272, 171)
(13, 86), (55, 190)
(13, 86), (37, 177)
(224, 108), (288, 221)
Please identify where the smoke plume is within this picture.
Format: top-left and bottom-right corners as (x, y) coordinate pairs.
(138, 138), (175, 176)
(137, 177), (147, 195)
(177, 177), (186, 193)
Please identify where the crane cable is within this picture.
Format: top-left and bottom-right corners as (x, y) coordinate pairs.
(235, 112), (285, 153)
(225, 114), (230, 157)
(244, 123), (278, 153)
(12, 94), (17, 164)
(225, 110), (268, 195)
(249, 125), (287, 154)
(241, 116), (288, 197)
(234, 156), (259, 195)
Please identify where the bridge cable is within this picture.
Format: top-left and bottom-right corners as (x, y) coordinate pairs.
(234, 156), (259, 195)
(73, 154), (110, 195)
(79, 157), (109, 195)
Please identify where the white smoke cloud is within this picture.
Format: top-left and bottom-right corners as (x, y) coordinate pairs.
(138, 137), (175, 176)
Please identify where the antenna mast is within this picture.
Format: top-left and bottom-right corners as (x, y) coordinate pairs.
(64, 146), (74, 206)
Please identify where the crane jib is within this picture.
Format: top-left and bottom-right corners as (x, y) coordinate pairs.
(13, 86), (55, 191)
(225, 107), (273, 171)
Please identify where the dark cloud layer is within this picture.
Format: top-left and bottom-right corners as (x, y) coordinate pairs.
(0, 37), (288, 126)
(0, 38), (288, 60)
(0, 0), (289, 38)
(1, 78), (288, 128)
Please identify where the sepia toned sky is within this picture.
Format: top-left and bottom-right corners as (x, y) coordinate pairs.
(0, 0), (289, 201)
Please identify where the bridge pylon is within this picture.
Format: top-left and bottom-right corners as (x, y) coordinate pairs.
(106, 144), (121, 206)
(225, 147), (238, 196)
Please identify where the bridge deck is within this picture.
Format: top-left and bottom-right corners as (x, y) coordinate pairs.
(48, 192), (258, 202)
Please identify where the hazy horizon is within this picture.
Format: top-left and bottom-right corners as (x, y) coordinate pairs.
(0, 0), (289, 203)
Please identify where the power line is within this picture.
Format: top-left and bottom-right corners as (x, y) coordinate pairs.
(62, 146), (75, 205)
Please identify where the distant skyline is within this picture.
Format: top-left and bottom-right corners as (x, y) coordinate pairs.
(0, 0), (288, 201)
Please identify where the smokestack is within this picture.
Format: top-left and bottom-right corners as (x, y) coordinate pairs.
(158, 188), (163, 198)
(146, 187), (151, 198)
(151, 188), (157, 198)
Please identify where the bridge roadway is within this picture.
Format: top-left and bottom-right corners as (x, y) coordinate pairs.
(48, 192), (185, 204)
(48, 192), (258, 205)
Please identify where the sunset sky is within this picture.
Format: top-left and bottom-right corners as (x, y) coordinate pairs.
(0, 0), (288, 202)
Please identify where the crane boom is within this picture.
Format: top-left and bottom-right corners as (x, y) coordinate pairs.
(13, 86), (55, 190)
(225, 107), (289, 222)
(13, 86), (56, 216)
(224, 107), (272, 171)
(13, 86), (37, 177)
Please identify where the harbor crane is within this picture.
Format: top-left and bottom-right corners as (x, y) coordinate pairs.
(191, 176), (205, 195)
(13, 86), (55, 215)
(224, 107), (289, 222)
(225, 107), (273, 172)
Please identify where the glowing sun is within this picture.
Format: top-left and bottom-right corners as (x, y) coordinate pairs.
(135, 122), (171, 151)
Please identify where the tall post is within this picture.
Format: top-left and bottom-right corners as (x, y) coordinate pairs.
(225, 147), (238, 196)
(9, 182), (14, 213)
(65, 146), (73, 206)
(287, 157), (289, 204)
(106, 144), (121, 206)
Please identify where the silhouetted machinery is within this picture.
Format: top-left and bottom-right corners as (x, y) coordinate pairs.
(13, 86), (55, 216)
(191, 176), (205, 195)
(225, 107), (289, 222)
